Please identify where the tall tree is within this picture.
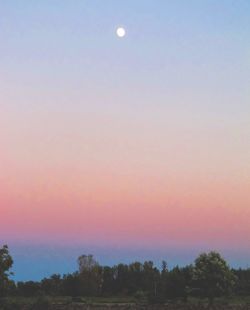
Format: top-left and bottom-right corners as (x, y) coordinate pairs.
(78, 255), (102, 296)
(0, 245), (13, 296)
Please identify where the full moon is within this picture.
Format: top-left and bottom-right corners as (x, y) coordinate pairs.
(116, 27), (126, 38)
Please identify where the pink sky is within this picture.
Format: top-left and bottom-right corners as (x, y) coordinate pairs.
(1, 1), (250, 267)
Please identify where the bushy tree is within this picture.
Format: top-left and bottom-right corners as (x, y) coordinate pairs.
(192, 251), (236, 303)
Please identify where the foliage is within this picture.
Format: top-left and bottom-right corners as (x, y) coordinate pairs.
(78, 255), (102, 296)
(192, 251), (237, 303)
(233, 268), (250, 296)
(0, 245), (14, 297)
(2, 246), (250, 304)
(161, 265), (193, 301)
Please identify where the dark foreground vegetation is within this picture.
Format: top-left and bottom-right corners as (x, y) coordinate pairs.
(1, 245), (250, 309)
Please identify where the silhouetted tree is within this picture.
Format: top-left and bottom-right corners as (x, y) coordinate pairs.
(3, 244), (250, 303)
(233, 268), (250, 296)
(17, 281), (41, 297)
(113, 263), (130, 295)
(41, 274), (62, 296)
(78, 255), (102, 296)
(101, 266), (116, 296)
(142, 261), (160, 298)
(161, 260), (168, 273)
(162, 265), (192, 301)
(0, 245), (13, 297)
(61, 273), (81, 297)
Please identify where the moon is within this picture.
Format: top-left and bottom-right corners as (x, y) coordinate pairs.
(116, 27), (126, 38)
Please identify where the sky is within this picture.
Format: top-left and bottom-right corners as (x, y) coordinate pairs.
(1, 0), (250, 281)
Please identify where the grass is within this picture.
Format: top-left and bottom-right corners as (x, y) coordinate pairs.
(84, 296), (137, 303)
(2, 295), (250, 307)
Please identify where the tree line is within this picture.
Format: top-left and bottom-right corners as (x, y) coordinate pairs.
(1, 245), (250, 303)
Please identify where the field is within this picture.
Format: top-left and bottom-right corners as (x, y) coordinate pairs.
(1, 296), (250, 310)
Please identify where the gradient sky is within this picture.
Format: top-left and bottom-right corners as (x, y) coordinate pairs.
(1, 0), (250, 281)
